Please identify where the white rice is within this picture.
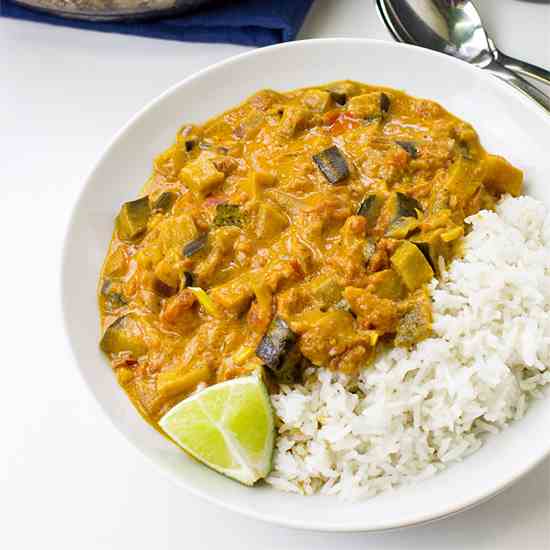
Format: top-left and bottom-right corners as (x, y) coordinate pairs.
(267, 196), (550, 500)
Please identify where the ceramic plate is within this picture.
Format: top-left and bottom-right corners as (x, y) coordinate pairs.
(62, 39), (550, 532)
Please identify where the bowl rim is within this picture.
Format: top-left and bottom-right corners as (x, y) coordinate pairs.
(61, 37), (550, 532)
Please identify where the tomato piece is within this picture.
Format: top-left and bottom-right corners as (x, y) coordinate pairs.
(329, 113), (361, 136)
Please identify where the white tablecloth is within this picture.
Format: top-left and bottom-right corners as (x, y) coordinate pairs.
(1, 1), (549, 548)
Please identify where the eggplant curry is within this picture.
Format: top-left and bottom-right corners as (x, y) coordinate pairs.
(98, 81), (523, 424)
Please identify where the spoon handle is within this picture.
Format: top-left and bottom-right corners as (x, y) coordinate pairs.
(496, 51), (550, 88)
(484, 59), (550, 115)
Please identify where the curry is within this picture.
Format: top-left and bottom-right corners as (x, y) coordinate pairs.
(98, 81), (523, 425)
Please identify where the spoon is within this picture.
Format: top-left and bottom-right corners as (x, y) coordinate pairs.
(376, 0), (550, 114)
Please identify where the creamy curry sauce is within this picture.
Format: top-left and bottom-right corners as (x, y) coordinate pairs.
(98, 81), (523, 424)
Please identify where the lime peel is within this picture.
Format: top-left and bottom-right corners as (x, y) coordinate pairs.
(159, 373), (274, 486)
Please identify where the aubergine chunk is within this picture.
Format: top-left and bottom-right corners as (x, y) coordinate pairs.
(184, 139), (196, 152)
(395, 291), (432, 348)
(103, 247), (128, 277)
(357, 193), (385, 230)
(380, 92), (391, 114)
(410, 230), (450, 272)
(395, 140), (419, 159)
(347, 91), (391, 119)
(312, 146), (350, 185)
(483, 154), (523, 197)
(394, 192), (423, 219)
(116, 196), (151, 241)
(368, 269), (406, 301)
(182, 271), (195, 288)
(182, 233), (208, 257)
(383, 192), (423, 237)
(330, 91), (347, 106)
(385, 216), (420, 239)
(256, 317), (302, 383)
(308, 274), (342, 309)
(100, 315), (148, 357)
(152, 191), (177, 213)
(273, 345), (303, 385)
(390, 241), (434, 292)
(101, 279), (127, 310)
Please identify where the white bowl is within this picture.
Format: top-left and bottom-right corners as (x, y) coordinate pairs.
(62, 38), (550, 532)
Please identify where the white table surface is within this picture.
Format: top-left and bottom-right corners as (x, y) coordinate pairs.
(1, 1), (550, 548)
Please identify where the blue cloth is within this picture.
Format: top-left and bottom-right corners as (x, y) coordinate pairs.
(0, 0), (314, 46)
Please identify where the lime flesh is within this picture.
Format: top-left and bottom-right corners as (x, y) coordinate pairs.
(159, 373), (275, 485)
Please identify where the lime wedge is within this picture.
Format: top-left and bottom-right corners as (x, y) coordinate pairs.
(159, 373), (275, 486)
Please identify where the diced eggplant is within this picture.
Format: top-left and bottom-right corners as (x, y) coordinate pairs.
(347, 92), (389, 119)
(456, 140), (473, 160)
(275, 345), (303, 385)
(330, 91), (347, 106)
(368, 269), (405, 300)
(483, 154), (523, 197)
(380, 92), (391, 114)
(395, 291), (432, 348)
(154, 250), (180, 289)
(182, 271), (195, 288)
(412, 240), (433, 269)
(101, 279), (127, 309)
(357, 194), (385, 229)
(103, 247), (127, 277)
(256, 317), (302, 383)
(390, 241), (434, 292)
(385, 216), (419, 239)
(116, 196), (151, 241)
(213, 204), (244, 227)
(446, 156), (483, 203)
(395, 140), (419, 159)
(384, 192), (423, 235)
(309, 275), (342, 307)
(100, 315), (147, 357)
(410, 230), (450, 272)
(152, 191), (177, 213)
(312, 145), (350, 185)
(182, 234), (208, 257)
(395, 192), (423, 218)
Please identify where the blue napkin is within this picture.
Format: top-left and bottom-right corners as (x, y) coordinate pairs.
(0, 0), (314, 46)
